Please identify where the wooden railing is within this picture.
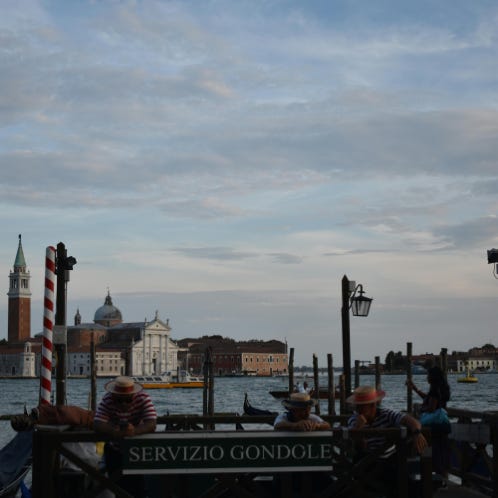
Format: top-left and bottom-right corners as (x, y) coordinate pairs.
(445, 407), (498, 497)
(30, 414), (432, 498)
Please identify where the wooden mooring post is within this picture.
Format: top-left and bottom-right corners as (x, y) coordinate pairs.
(288, 347), (294, 394)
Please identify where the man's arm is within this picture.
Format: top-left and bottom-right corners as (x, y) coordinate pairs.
(401, 413), (428, 454)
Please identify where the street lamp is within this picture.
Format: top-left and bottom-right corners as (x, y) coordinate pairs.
(341, 275), (373, 399)
(487, 248), (498, 279)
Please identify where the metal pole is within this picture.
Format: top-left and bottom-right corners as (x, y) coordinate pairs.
(54, 242), (76, 406)
(55, 242), (67, 406)
(354, 360), (360, 388)
(341, 275), (352, 397)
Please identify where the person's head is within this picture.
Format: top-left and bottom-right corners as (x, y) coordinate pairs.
(427, 366), (450, 402)
(282, 392), (317, 421)
(427, 366), (445, 386)
(104, 376), (143, 407)
(303, 381), (308, 388)
(346, 386), (385, 423)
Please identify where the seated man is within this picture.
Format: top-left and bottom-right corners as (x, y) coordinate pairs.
(347, 385), (428, 498)
(347, 385), (427, 453)
(94, 376), (157, 498)
(274, 392), (330, 431)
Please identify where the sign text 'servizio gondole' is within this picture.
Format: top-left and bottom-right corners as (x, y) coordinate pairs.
(122, 431), (334, 474)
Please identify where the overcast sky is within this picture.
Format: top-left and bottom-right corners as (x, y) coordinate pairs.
(1, 0), (498, 366)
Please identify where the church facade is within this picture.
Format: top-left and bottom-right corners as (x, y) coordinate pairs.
(0, 236), (183, 377)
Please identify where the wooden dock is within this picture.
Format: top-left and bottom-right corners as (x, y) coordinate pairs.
(24, 409), (498, 498)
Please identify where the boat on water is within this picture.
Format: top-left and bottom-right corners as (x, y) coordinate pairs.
(457, 367), (478, 384)
(243, 393), (277, 418)
(269, 388), (340, 399)
(132, 370), (204, 389)
(0, 430), (32, 498)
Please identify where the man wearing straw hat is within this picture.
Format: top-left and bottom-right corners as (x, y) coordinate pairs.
(347, 386), (428, 498)
(274, 392), (331, 431)
(94, 376), (157, 497)
(347, 385), (427, 454)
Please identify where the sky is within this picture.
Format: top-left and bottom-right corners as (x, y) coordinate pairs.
(1, 0), (498, 367)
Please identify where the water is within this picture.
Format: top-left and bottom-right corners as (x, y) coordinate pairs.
(1, 373), (497, 449)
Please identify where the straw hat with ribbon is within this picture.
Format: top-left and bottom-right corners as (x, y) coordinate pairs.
(104, 376), (143, 396)
(282, 392), (318, 410)
(346, 385), (385, 405)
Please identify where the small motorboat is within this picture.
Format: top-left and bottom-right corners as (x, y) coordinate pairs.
(457, 367), (478, 383)
(133, 370), (204, 389)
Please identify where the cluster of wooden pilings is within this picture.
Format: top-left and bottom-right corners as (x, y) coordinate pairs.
(285, 342), (449, 416)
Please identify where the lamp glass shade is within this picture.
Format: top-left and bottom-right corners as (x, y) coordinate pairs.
(351, 295), (373, 317)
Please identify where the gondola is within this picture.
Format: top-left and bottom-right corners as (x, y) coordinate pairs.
(0, 430), (32, 498)
(243, 393), (278, 423)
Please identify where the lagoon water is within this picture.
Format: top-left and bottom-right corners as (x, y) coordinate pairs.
(1, 372), (497, 449)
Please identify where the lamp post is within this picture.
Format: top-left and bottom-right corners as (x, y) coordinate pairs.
(341, 275), (373, 398)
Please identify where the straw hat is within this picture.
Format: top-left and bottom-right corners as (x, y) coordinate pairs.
(346, 385), (385, 405)
(282, 392), (318, 410)
(105, 376), (143, 395)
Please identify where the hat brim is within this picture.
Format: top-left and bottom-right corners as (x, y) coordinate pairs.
(282, 398), (318, 410)
(345, 390), (385, 405)
(105, 380), (143, 395)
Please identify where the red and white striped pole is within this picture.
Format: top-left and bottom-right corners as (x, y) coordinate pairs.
(39, 246), (56, 405)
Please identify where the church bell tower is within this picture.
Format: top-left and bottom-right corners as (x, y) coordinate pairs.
(7, 234), (31, 344)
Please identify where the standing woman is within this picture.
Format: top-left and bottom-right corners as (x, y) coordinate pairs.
(406, 366), (451, 483)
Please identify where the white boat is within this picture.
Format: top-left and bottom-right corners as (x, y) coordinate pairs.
(132, 370), (204, 389)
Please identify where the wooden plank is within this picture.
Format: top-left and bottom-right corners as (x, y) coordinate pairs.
(450, 423), (490, 444)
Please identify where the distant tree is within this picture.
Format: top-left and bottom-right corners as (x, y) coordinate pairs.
(385, 351), (395, 372)
(0, 338), (6, 345)
(392, 351), (407, 370)
(482, 343), (496, 351)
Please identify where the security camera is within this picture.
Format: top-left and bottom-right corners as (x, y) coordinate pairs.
(487, 249), (498, 264)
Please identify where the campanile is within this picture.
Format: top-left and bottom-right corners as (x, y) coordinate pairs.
(7, 234), (31, 343)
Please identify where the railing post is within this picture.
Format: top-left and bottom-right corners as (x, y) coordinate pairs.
(397, 431), (409, 498)
(491, 417), (498, 498)
(32, 429), (58, 498)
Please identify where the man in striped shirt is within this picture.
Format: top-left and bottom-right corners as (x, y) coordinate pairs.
(94, 376), (157, 497)
(347, 385), (427, 453)
(347, 386), (428, 498)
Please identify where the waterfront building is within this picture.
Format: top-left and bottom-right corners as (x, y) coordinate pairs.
(65, 295), (183, 377)
(456, 357), (496, 373)
(177, 336), (288, 376)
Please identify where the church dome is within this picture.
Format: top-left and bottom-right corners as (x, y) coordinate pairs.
(94, 291), (122, 326)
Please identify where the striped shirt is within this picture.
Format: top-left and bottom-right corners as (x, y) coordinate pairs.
(348, 407), (404, 452)
(94, 391), (157, 427)
(274, 412), (326, 426)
